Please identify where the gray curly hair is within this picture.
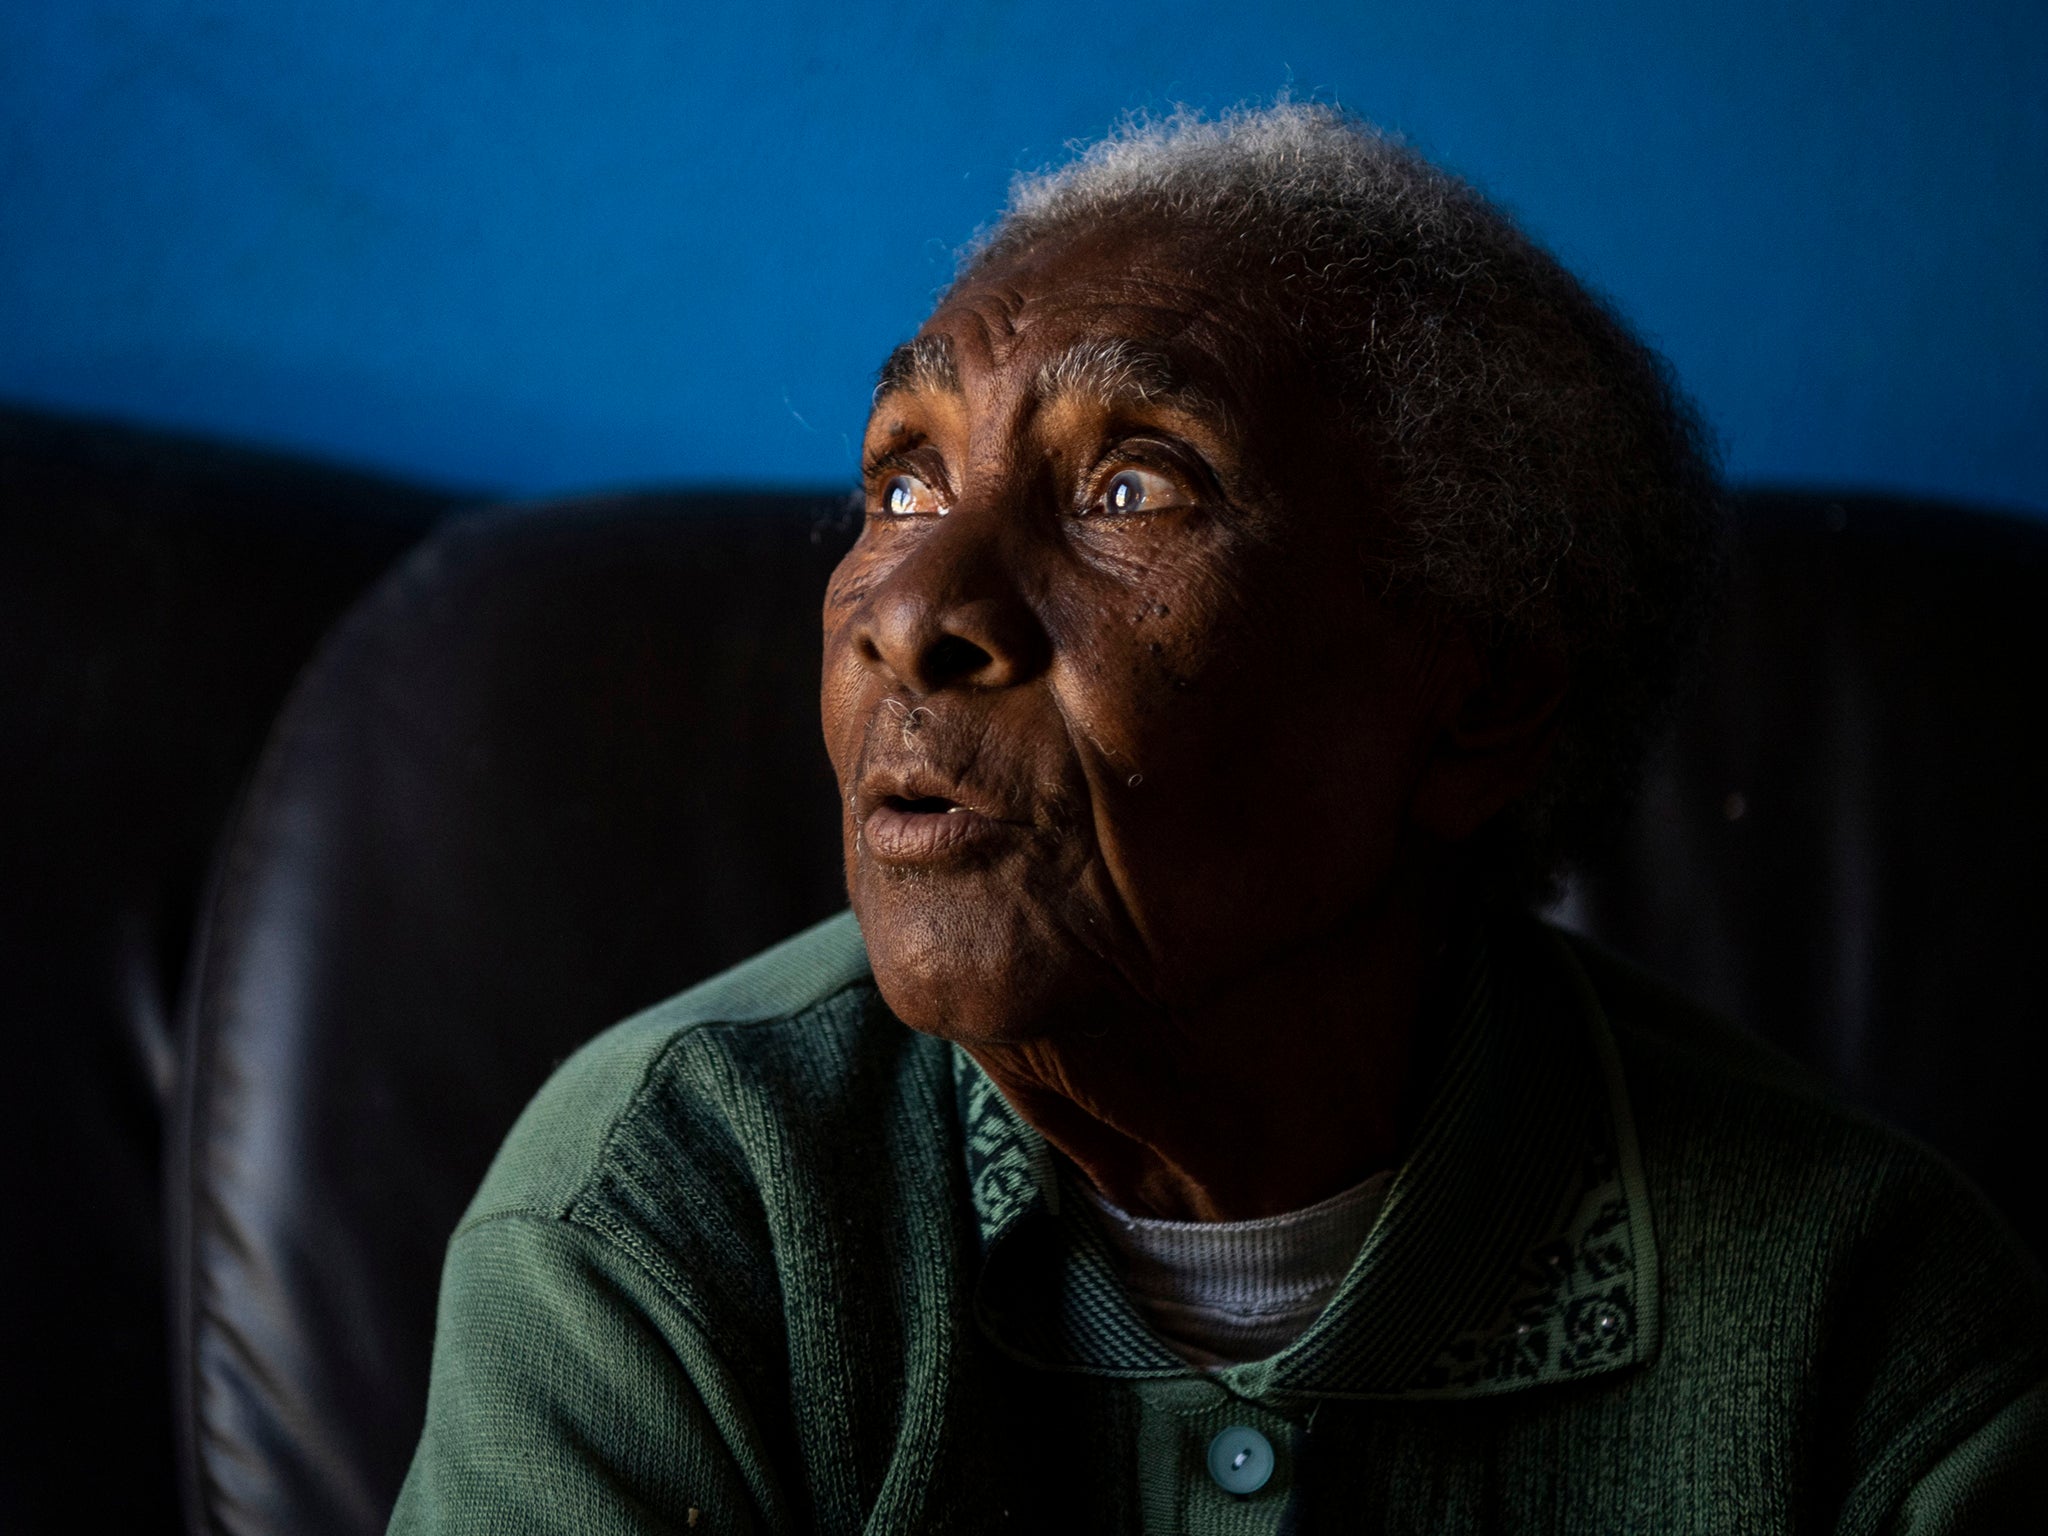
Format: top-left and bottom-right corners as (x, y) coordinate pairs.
(954, 103), (1724, 897)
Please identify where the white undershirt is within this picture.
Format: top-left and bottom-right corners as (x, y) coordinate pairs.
(1078, 1170), (1394, 1370)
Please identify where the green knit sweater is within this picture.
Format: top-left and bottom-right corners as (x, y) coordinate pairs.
(389, 912), (2047, 1533)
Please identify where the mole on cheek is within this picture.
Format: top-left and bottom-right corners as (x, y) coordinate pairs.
(1132, 639), (1196, 701)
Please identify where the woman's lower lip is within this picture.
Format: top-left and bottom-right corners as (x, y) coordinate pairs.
(862, 804), (1008, 863)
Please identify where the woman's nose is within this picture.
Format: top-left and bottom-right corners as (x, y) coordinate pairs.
(852, 516), (1048, 695)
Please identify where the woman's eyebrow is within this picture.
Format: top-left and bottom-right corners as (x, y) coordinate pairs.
(872, 334), (960, 407)
(871, 330), (1235, 439)
(1033, 337), (1232, 426)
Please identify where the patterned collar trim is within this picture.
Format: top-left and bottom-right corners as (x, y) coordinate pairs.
(950, 916), (1661, 1402)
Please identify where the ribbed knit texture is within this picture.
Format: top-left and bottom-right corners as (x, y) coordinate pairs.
(390, 910), (2048, 1534)
(1079, 1170), (1392, 1368)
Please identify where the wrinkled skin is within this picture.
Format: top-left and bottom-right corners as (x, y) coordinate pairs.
(821, 220), (1561, 1220)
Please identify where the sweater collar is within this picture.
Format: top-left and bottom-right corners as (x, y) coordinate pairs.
(950, 914), (1661, 1402)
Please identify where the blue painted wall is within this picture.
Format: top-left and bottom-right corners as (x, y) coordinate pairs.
(2, 2), (2042, 509)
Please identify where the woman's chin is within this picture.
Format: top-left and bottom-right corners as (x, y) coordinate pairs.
(856, 897), (1121, 1048)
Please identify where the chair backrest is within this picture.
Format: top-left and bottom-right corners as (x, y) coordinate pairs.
(169, 494), (852, 1536)
(1559, 490), (2048, 1263)
(168, 488), (2048, 1536)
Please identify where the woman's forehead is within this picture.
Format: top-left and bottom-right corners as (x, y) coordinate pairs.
(870, 241), (1298, 440)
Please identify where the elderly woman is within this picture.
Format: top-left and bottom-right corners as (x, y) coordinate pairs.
(391, 107), (2045, 1532)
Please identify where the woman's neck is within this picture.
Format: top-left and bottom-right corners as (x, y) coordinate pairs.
(965, 885), (1458, 1222)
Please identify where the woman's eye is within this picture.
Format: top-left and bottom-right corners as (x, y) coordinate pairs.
(882, 473), (944, 517)
(1092, 466), (1178, 516)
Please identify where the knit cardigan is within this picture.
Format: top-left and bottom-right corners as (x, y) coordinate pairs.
(389, 911), (2047, 1533)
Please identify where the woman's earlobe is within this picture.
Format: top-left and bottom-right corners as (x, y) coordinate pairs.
(1448, 642), (1567, 752)
(1412, 642), (1568, 842)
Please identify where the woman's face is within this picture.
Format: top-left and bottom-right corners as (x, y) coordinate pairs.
(821, 224), (1458, 1047)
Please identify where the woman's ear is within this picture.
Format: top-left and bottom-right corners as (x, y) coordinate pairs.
(1409, 636), (1568, 843)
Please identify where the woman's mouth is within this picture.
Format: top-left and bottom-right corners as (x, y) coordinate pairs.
(862, 794), (1007, 863)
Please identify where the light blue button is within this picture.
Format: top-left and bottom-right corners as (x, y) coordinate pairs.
(1206, 1425), (1275, 1495)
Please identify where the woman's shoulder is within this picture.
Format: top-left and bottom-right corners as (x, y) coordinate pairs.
(1558, 924), (1990, 1214)
(1555, 921), (2046, 1349)
(456, 909), (928, 1236)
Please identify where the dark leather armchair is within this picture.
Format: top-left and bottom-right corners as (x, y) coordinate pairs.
(167, 495), (853, 1534)
(8, 402), (2043, 1534)
(1569, 492), (2048, 1243)
(164, 483), (2048, 1536)
(1, 409), (446, 1535)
